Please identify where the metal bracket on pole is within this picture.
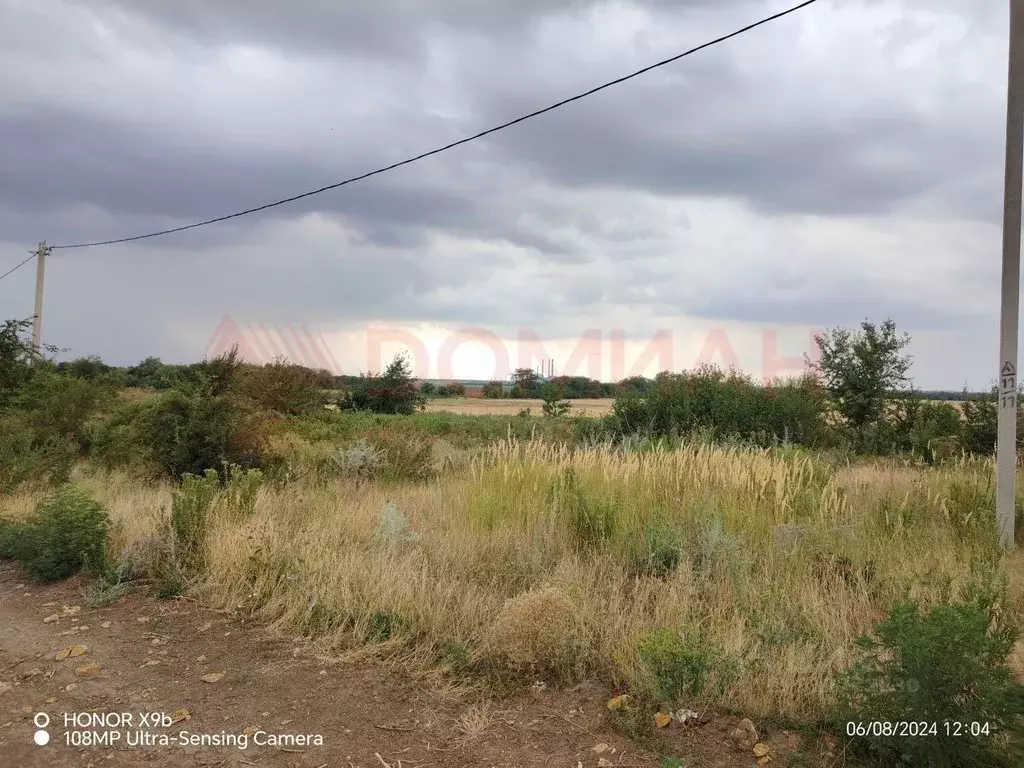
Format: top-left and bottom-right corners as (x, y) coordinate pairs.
(996, 0), (1024, 548)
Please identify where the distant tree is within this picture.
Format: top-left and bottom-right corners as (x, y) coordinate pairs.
(447, 381), (466, 397)
(615, 376), (654, 398)
(482, 381), (504, 399)
(511, 368), (540, 397)
(420, 381), (437, 397)
(808, 319), (913, 438)
(0, 318), (38, 398)
(341, 353), (425, 415)
(540, 382), (571, 417)
(550, 376), (602, 399)
(0, 317), (59, 406)
(191, 345), (244, 397)
(58, 356), (111, 380)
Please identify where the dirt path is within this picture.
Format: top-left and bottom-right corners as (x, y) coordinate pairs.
(0, 564), (812, 768)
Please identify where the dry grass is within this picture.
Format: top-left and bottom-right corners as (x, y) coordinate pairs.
(3, 442), (1020, 725)
(423, 397), (614, 416)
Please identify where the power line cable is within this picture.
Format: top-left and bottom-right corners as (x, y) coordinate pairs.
(49, 0), (818, 252)
(0, 253), (36, 282)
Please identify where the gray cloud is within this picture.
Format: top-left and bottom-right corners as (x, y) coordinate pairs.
(0, 0), (1012, 387)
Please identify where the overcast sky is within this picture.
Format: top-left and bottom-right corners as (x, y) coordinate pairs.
(0, 0), (1011, 387)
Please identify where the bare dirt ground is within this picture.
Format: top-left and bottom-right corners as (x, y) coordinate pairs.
(423, 399), (615, 417)
(0, 564), (835, 768)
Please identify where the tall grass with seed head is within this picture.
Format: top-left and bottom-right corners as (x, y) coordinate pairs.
(4, 441), (1020, 722)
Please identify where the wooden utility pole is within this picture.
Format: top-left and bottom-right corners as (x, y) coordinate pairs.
(31, 241), (48, 363)
(997, 0), (1024, 548)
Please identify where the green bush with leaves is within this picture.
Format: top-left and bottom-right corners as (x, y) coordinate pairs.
(836, 575), (1024, 768)
(121, 356), (185, 390)
(636, 628), (729, 704)
(606, 366), (826, 447)
(540, 382), (572, 417)
(234, 359), (330, 415)
(481, 381), (504, 399)
(0, 485), (111, 583)
(92, 381), (270, 480)
(624, 512), (685, 579)
(171, 469), (220, 573)
(0, 413), (77, 493)
(15, 369), (118, 449)
(340, 353), (425, 415)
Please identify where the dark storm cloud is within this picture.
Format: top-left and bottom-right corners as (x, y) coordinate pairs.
(0, 103), (573, 256)
(0, 0), (1011, 386)
(79, 0), (752, 60)
(1, 0), (1000, 250)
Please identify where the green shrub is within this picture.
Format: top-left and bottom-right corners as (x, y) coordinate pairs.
(540, 383), (571, 418)
(551, 469), (617, 550)
(15, 369), (118, 450)
(625, 513), (685, 579)
(0, 413), (77, 492)
(149, 387), (268, 479)
(93, 383), (271, 480)
(637, 628), (725, 703)
(222, 462), (263, 519)
(171, 469), (220, 572)
(339, 353), (425, 415)
(836, 576), (1024, 767)
(234, 360), (329, 415)
(607, 367), (827, 448)
(481, 381), (504, 399)
(0, 485), (111, 583)
(960, 388), (1024, 457)
(122, 357), (185, 390)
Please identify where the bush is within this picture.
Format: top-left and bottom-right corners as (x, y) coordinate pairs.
(15, 369), (118, 450)
(340, 353), (425, 415)
(606, 366), (827, 447)
(171, 469), (220, 573)
(481, 381), (504, 399)
(234, 360), (328, 415)
(551, 469), (617, 550)
(836, 577), (1024, 767)
(540, 383), (571, 418)
(0, 413), (77, 492)
(370, 502), (420, 553)
(637, 628), (727, 703)
(56, 355), (112, 380)
(332, 439), (383, 481)
(0, 485), (111, 583)
(367, 429), (435, 482)
(93, 383), (270, 480)
(960, 389), (1024, 457)
(484, 586), (590, 682)
(122, 357), (184, 390)
(222, 463), (263, 519)
(625, 513), (685, 579)
(0, 367), (116, 492)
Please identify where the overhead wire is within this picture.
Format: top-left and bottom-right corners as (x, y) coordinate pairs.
(42, 0), (819, 253)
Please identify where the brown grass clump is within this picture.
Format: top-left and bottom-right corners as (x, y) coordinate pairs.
(481, 585), (591, 682)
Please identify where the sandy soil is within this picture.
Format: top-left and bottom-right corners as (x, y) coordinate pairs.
(0, 564), (835, 768)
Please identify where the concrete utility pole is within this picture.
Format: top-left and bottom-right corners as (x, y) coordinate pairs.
(32, 241), (48, 363)
(997, 0), (1024, 548)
